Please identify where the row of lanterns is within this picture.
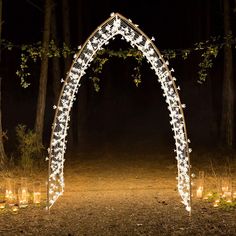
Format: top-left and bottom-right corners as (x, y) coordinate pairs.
(0, 177), (42, 213)
(194, 171), (236, 206)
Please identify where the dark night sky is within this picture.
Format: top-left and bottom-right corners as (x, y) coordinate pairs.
(1, 0), (233, 154)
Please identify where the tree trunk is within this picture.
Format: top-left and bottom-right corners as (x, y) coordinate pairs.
(51, 2), (61, 105)
(0, 0), (2, 61)
(221, 0), (234, 148)
(0, 77), (6, 168)
(0, 0), (7, 169)
(35, 0), (52, 145)
(62, 0), (71, 73)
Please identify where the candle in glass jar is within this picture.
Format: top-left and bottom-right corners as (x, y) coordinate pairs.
(213, 199), (220, 207)
(33, 192), (41, 204)
(196, 187), (203, 198)
(221, 177), (231, 193)
(6, 190), (12, 198)
(233, 192), (236, 199)
(222, 186), (229, 192)
(0, 184), (5, 209)
(18, 187), (28, 208)
(5, 178), (16, 206)
(12, 204), (19, 214)
(33, 181), (41, 204)
(6, 190), (16, 206)
(224, 191), (232, 203)
(0, 200), (6, 209)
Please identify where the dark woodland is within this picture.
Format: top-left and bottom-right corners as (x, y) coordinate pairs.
(0, 1), (236, 235)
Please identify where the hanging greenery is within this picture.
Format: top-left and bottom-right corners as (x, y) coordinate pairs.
(0, 33), (235, 89)
(12, 40), (76, 88)
(89, 48), (143, 92)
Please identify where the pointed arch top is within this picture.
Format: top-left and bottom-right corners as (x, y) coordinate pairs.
(47, 13), (191, 213)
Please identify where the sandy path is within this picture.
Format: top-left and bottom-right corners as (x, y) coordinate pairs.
(0, 152), (235, 235)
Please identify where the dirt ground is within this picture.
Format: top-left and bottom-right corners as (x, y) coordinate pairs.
(0, 151), (236, 236)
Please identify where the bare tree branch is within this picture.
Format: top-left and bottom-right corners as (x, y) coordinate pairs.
(25, 0), (43, 12)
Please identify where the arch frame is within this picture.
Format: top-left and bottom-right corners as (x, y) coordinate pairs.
(47, 13), (192, 213)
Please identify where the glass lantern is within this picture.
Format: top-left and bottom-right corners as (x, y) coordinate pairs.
(0, 181), (6, 209)
(5, 178), (17, 206)
(196, 171), (204, 198)
(18, 177), (29, 208)
(33, 181), (41, 204)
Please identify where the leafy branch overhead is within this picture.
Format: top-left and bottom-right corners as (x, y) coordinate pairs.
(89, 49), (143, 92)
(1, 33), (235, 89)
(14, 40), (76, 88)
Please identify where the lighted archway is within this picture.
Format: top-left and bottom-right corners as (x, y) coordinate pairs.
(47, 13), (192, 212)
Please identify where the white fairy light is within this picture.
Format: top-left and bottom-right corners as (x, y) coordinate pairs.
(47, 13), (192, 213)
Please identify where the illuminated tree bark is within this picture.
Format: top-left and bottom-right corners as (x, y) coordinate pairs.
(51, 2), (61, 105)
(221, 0), (234, 148)
(0, 0), (7, 168)
(35, 0), (52, 144)
(0, 77), (6, 168)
